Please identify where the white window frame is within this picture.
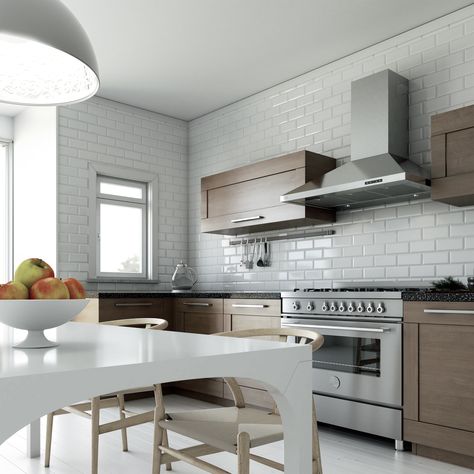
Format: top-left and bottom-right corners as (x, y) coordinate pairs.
(0, 139), (13, 282)
(88, 163), (158, 281)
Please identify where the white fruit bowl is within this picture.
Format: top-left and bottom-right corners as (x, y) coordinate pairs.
(0, 299), (89, 348)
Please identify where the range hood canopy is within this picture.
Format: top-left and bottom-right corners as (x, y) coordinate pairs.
(281, 70), (431, 210)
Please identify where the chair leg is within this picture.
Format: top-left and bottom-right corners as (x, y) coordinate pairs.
(117, 394), (128, 452)
(44, 413), (54, 467)
(152, 409), (164, 474)
(237, 432), (250, 474)
(91, 397), (100, 474)
(312, 401), (323, 474)
(162, 429), (172, 471)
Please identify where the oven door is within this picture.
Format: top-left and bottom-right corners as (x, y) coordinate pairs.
(281, 316), (402, 407)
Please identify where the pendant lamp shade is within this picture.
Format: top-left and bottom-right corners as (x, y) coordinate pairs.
(0, 0), (99, 106)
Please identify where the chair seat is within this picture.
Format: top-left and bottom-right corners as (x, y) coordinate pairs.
(159, 407), (283, 454)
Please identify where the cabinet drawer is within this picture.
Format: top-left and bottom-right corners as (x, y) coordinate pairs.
(174, 298), (223, 314)
(225, 299), (281, 316)
(99, 298), (166, 322)
(404, 301), (474, 325)
(208, 169), (305, 217)
(183, 312), (224, 334)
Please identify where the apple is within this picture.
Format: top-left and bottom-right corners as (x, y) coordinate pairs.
(14, 258), (54, 288)
(63, 278), (86, 299)
(29, 277), (70, 300)
(0, 281), (29, 299)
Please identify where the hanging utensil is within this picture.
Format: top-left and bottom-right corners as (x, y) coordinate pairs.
(256, 238), (264, 267)
(263, 238), (270, 267)
(239, 239), (245, 268)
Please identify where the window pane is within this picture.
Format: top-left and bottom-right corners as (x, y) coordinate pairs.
(0, 144), (8, 282)
(99, 203), (143, 274)
(99, 180), (143, 200)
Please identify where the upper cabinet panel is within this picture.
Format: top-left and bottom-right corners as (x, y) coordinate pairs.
(201, 150), (336, 235)
(431, 105), (474, 206)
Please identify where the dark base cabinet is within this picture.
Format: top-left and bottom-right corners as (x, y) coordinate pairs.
(404, 302), (474, 468)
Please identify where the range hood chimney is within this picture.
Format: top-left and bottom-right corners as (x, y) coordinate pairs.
(281, 69), (431, 210)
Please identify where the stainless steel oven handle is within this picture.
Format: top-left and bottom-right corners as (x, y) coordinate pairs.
(282, 322), (389, 333)
(424, 309), (474, 315)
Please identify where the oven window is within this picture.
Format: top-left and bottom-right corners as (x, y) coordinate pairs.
(312, 334), (381, 377)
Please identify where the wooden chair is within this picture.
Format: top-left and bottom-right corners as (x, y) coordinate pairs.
(45, 318), (168, 474)
(152, 327), (324, 474)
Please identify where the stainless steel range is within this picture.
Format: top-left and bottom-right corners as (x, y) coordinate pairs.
(281, 282), (429, 450)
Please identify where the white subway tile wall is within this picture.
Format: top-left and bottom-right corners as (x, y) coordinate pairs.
(188, 6), (474, 290)
(57, 97), (188, 291)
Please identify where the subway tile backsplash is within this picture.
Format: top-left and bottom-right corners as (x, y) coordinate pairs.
(57, 6), (474, 292)
(188, 6), (474, 291)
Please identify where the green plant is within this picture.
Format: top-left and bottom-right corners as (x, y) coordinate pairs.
(431, 276), (467, 291)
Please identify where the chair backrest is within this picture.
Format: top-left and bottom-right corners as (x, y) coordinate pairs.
(214, 327), (324, 411)
(101, 318), (168, 331)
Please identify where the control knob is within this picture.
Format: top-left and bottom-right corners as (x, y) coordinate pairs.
(329, 302), (337, 312)
(338, 303), (346, 312)
(321, 302), (329, 312)
(376, 303), (385, 314)
(357, 303), (365, 313)
(292, 301), (300, 311)
(366, 303), (374, 314)
(306, 302), (314, 312)
(347, 303), (355, 313)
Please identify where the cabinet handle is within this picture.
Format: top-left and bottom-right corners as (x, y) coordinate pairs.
(232, 304), (268, 308)
(183, 302), (212, 307)
(424, 309), (474, 315)
(114, 303), (153, 307)
(231, 216), (264, 223)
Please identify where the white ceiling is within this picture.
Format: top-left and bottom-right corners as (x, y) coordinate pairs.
(1, 1), (473, 120)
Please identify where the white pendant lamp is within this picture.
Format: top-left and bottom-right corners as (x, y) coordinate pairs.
(0, 0), (99, 106)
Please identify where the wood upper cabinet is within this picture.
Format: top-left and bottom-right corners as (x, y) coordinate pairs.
(431, 105), (474, 206)
(201, 150), (336, 235)
(403, 301), (474, 468)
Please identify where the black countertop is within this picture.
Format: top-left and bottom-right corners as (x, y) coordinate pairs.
(96, 291), (282, 300)
(402, 291), (474, 302)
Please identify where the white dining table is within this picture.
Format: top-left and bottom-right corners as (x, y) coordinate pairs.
(0, 322), (313, 473)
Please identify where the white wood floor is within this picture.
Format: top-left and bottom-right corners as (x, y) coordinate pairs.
(0, 395), (471, 474)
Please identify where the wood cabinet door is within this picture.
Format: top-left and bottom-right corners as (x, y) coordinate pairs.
(419, 324), (474, 432)
(183, 312), (224, 334)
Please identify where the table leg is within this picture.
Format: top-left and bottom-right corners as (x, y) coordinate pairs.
(272, 361), (313, 473)
(27, 419), (41, 458)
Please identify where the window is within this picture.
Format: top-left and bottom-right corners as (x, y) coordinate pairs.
(0, 141), (12, 282)
(88, 163), (158, 281)
(97, 176), (147, 278)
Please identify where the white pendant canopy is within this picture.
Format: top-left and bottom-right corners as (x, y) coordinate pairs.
(0, 0), (99, 106)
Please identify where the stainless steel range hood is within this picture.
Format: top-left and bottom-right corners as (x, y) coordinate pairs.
(281, 70), (431, 210)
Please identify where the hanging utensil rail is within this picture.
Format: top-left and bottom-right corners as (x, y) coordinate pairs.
(228, 229), (335, 246)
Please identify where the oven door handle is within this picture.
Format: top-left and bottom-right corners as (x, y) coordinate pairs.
(282, 322), (390, 333)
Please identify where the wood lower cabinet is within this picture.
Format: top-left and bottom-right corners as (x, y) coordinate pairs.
(223, 299), (281, 409)
(431, 104), (474, 206)
(98, 297), (174, 329)
(201, 150), (335, 235)
(404, 301), (474, 469)
(172, 298), (228, 399)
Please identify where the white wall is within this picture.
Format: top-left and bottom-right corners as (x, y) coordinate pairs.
(188, 6), (474, 290)
(0, 116), (13, 140)
(56, 97), (188, 291)
(13, 108), (57, 272)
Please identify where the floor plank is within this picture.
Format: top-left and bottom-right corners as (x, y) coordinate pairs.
(0, 395), (471, 473)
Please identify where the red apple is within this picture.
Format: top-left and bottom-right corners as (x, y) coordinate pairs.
(14, 258), (54, 288)
(0, 281), (29, 299)
(63, 278), (86, 299)
(29, 277), (70, 300)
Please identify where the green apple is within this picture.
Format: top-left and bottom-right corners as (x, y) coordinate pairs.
(29, 277), (69, 299)
(14, 258), (54, 288)
(0, 281), (29, 299)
